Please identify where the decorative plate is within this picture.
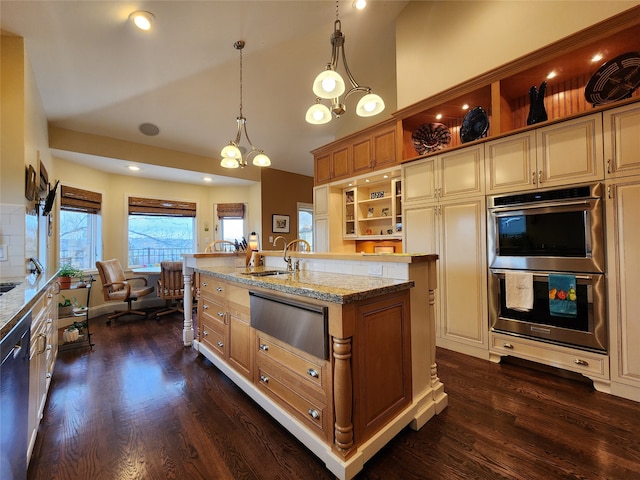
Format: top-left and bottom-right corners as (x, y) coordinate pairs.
(460, 106), (489, 143)
(584, 51), (640, 106)
(411, 122), (451, 155)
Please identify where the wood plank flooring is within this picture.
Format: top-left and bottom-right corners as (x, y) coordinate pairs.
(28, 312), (640, 480)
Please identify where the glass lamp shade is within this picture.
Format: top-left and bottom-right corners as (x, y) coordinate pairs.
(252, 152), (271, 167)
(356, 93), (385, 117)
(248, 231), (260, 250)
(221, 143), (242, 159)
(312, 70), (346, 99)
(220, 157), (240, 168)
(305, 103), (332, 124)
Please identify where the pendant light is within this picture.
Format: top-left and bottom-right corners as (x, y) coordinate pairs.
(306, 1), (385, 125)
(220, 41), (271, 169)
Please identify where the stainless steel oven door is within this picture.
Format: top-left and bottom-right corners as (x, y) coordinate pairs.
(489, 269), (607, 352)
(487, 196), (604, 273)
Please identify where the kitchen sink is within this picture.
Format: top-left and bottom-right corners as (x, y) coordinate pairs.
(0, 282), (21, 295)
(241, 270), (291, 277)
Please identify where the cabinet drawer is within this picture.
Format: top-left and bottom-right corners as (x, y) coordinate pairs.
(256, 332), (328, 398)
(200, 316), (226, 356)
(490, 332), (609, 379)
(256, 359), (330, 439)
(199, 294), (226, 325)
(198, 275), (226, 300)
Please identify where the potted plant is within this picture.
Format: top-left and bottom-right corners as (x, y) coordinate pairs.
(57, 262), (82, 289)
(62, 324), (80, 343)
(58, 295), (75, 317)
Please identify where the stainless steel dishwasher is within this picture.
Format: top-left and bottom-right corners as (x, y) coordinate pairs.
(249, 291), (328, 359)
(1, 311), (31, 480)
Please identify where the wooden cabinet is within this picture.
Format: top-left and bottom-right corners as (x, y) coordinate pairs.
(606, 176), (640, 402)
(198, 274), (253, 379)
(486, 114), (604, 194)
(603, 102), (640, 179)
(402, 144), (488, 359)
(313, 120), (398, 185)
(342, 177), (402, 240)
(255, 331), (332, 440)
(395, 11), (640, 164)
(28, 283), (57, 461)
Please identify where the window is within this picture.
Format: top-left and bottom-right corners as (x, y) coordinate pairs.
(59, 186), (102, 270)
(128, 196), (196, 267)
(298, 202), (313, 250)
(217, 203), (246, 245)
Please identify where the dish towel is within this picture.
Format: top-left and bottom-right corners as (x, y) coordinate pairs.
(548, 274), (577, 317)
(505, 272), (534, 311)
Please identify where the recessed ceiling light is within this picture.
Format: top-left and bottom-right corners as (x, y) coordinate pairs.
(462, 104), (470, 110)
(435, 113), (443, 120)
(353, 0), (367, 10)
(365, 179), (370, 183)
(591, 53), (604, 63)
(128, 165), (140, 171)
(546, 70), (557, 80)
(203, 177), (212, 182)
(129, 11), (155, 31)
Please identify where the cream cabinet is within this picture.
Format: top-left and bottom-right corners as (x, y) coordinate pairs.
(603, 102), (640, 179)
(313, 185), (352, 253)
(486, 113), (604, 194)
(605, 177), (640, 402)
(28, 283), (58, 461)
(402, 144), (489, 359)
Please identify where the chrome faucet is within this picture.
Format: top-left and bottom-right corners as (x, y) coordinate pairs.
(273, 236), (292, 271)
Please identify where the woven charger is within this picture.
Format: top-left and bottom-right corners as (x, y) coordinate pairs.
(412, 122), (452, 155)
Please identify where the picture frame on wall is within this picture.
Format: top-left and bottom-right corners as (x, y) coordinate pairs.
(272, 214), (290, 233)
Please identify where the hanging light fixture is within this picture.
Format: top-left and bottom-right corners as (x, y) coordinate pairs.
(306, 0), (385, 125)
(220, 40), (271, 169)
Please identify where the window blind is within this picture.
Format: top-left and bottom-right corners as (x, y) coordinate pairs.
(128, 197), (197, 217)
(60, 186), (102, 214)
(216, 203), (245, 218)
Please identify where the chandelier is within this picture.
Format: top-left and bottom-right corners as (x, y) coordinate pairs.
(305, 1), (385, 125)
(220, 40), (271, 169)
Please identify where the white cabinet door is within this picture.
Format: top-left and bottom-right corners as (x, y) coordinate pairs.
(485, 131), (536, 193)
(536, 113), (604, 188)
(402, 157), (436, 205)
(439, 145), (485, 199)
(314, 185), (329, 216)
(314, 217), (329, 253)
(606, 177), (640, 402)
(403, 203), (437, 255)
(436, 197), (488, 358)
(604, 103), (640, 179)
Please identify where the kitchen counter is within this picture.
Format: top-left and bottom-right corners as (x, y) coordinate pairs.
(0, 271), (58, 340)
(193, 266), (414, 304)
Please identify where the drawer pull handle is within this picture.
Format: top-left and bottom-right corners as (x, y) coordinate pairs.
(216, 286), (223, 292)
(259, 344), (269, 351)
(217, 341), (224, 348)
(217, 311), (225, 318)
(201, 281), (208, 287)
(307, 368), (319, 378)
(259, 374), (269, 384)
(46, 373), (52, 379)
(574, 359), (589, 366)
(203, 329), (209, 336)
(308, 409), (320, 420)
(203, 304), (209, 310)
(503, 343), (514, 349)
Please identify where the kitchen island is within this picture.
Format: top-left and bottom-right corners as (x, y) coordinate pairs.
(187, 253), (446, 480)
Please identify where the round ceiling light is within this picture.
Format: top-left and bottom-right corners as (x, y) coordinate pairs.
(139, 123), (160, 136)
(129, 11), (155, 31)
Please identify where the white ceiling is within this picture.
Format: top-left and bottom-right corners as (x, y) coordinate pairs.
(1, 0), (409, 185)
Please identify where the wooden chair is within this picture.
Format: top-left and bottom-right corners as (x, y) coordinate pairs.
(204, 240), (237, 253)
(95, 259), (154, 325)
(155, 261), (186, 318)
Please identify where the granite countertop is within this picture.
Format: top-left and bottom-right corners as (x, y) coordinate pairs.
(194, 266), (414, 304)
(0, 271), (58, 340)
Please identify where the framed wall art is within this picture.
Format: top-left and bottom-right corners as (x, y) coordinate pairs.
(272, 214), (290, 233)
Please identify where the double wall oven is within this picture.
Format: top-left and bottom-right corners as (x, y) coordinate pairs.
(487, 183), (607, 353)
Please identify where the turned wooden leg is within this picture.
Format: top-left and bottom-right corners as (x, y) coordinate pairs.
(332, 336), (354, 456)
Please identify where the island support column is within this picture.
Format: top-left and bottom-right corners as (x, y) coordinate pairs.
(182, 272), (194, 346)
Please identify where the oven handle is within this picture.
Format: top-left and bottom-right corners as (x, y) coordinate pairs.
(490, 269), (596, 282)
(489, 199), (596, 214)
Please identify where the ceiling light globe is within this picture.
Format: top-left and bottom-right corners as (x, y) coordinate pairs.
(356, 93), (385, 117)
(221, 143), (241, 159)
(252, 153), (271, 167)
(313, 70), (346, 99)
(220, 157), (240, 169)
(306, 103), (332, 124)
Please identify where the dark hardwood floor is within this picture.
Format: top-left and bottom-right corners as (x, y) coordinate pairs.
(28, 311), (640, 480)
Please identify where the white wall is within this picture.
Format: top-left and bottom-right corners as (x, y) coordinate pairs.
(396, 1), (640, 109)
